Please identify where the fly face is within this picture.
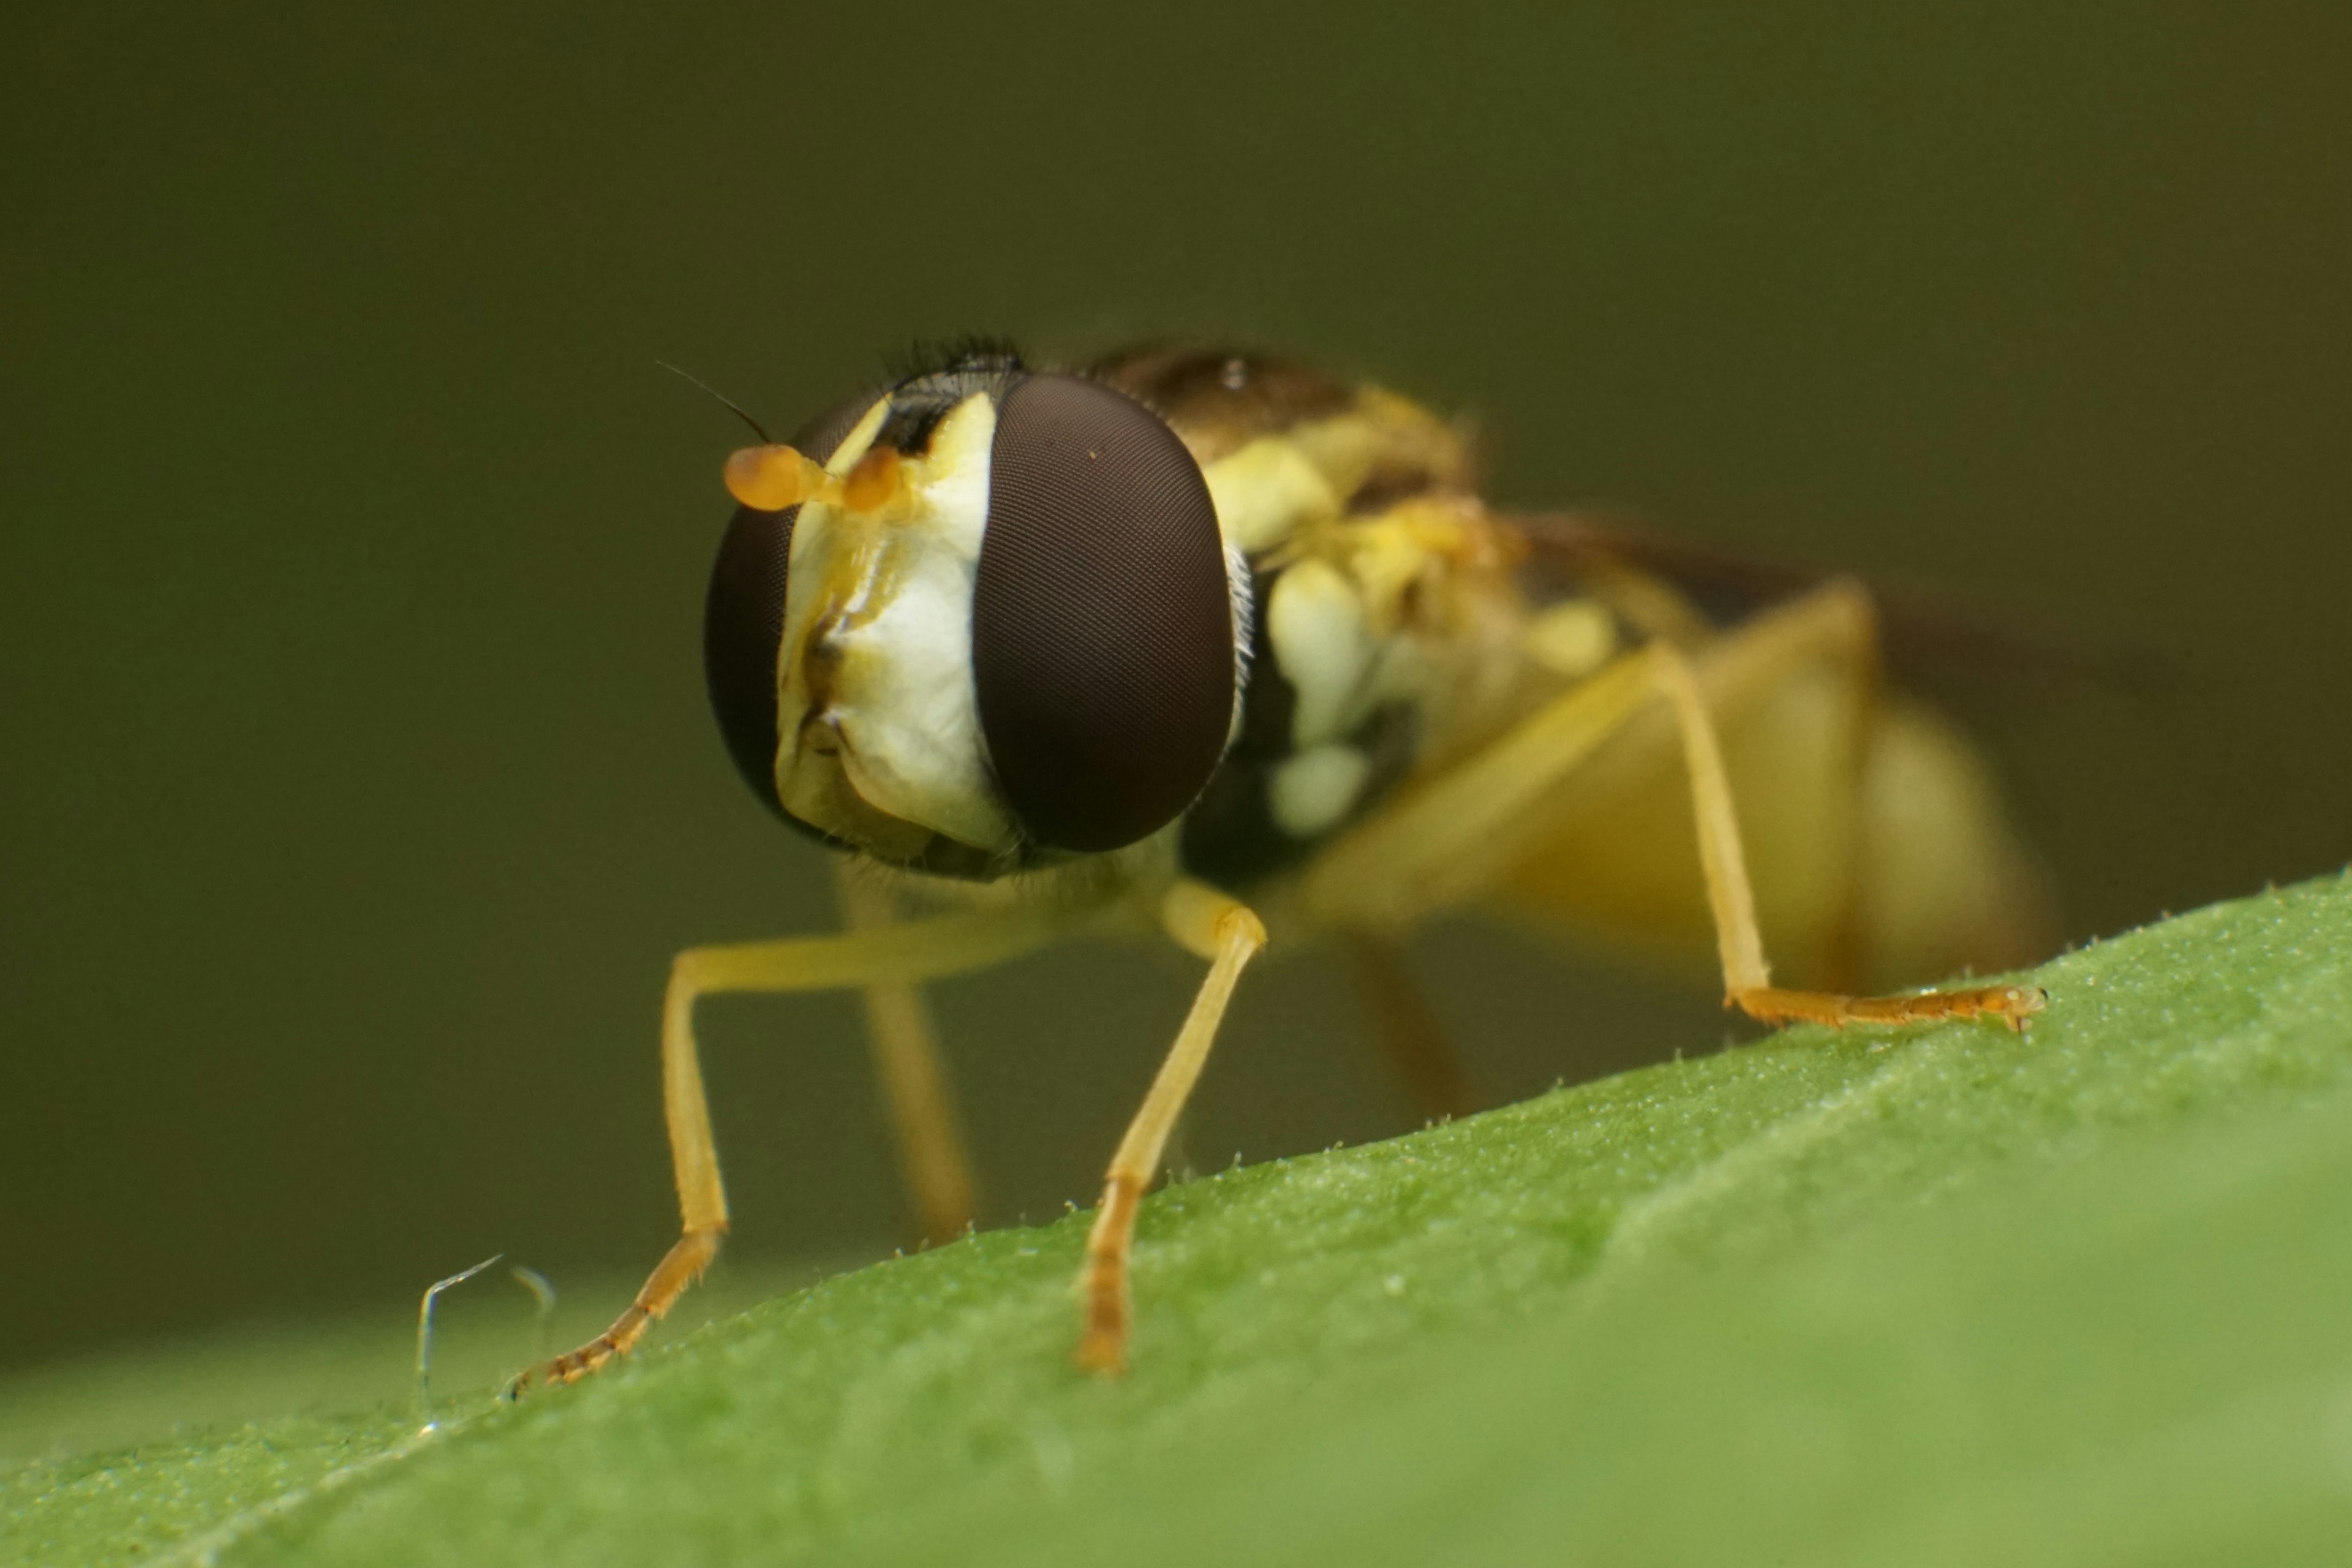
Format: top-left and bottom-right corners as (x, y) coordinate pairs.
(775, 386), (1012, 864)
(702, 349), (1247, 878)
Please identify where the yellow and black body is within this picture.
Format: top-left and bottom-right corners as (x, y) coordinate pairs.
(1095, 345), (2046, 993)
(508, 341), (2051, 1393)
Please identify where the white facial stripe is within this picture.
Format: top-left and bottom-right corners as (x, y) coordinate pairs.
(774, 393), (1017, 853)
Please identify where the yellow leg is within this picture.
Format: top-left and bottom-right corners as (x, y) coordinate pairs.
(1681, 579), (1880, 993)
(1509, 581), (1884, 987)
(1343, 933), (1477, 1122)
(508, 898), (1091, 1395)
(1499, 580), (2045, 992)
(1300, 650), (1661, 929)
(1300, 619), (2043, 1031)
(1074, 881), (1267, 1376)
(1649, 641), (2045, 1031)
(835, 865), (977, 1250)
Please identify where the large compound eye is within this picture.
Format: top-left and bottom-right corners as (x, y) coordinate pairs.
(973, 374), (1235, 851)
(703, 392), (880, 813)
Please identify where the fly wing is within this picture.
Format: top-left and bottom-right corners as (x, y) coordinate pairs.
(1504, 508), (2169, 699)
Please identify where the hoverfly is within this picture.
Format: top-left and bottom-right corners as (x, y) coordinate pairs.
(509, 341), (2048, 1391)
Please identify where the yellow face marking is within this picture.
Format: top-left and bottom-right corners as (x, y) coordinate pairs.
(824, 396), (892, 473)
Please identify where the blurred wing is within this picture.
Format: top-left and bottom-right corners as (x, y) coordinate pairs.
(1504, 508), (2171, 698)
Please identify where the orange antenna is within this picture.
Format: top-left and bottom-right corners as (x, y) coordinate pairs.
(723, 444), (833, 511)
(723, 441), (911, 515)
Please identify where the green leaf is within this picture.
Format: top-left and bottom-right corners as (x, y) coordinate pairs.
(10, 874), (2351, 1566)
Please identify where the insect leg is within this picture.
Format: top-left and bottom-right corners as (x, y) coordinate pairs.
(1649, 640), (2046, 1031)
(1341, 932), (1477, 1122)
(1074, 881), (1267, 1376)
(1299, 650), (1662, 929)
(1657, 578), (1878, 992)
(835, 864), (977, 1250)
(508, 899), (1088, 1395)
(1683, 581), (2053, 989)
(1297, 604), (2041, 1030)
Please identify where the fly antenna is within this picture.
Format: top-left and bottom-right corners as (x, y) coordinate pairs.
(655, 359), (772, 444)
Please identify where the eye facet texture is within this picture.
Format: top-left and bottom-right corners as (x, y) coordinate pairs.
(973, 374), (1234, 851)
(703, 394), (877, 813)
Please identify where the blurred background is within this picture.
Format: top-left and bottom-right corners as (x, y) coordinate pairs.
(4, 1), (2347, 1384)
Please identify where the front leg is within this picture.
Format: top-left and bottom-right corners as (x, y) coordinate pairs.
(835, 865), (977, 1250)
(508, 899), (1089, 1395)
(1074, 881), (1267, 1376)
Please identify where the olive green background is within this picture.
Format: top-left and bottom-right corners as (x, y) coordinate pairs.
(4, 2), (2346, 1376)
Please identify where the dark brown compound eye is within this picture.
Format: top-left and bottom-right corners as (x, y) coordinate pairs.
(703, 391), (882, 814)
(973, 374), (1237, 852)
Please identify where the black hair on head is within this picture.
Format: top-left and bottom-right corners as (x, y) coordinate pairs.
(888, 334), (1026, 384)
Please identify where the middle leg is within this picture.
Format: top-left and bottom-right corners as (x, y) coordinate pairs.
(835, 864), (978, 1250)
(1074, 880), (1268, 1375)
